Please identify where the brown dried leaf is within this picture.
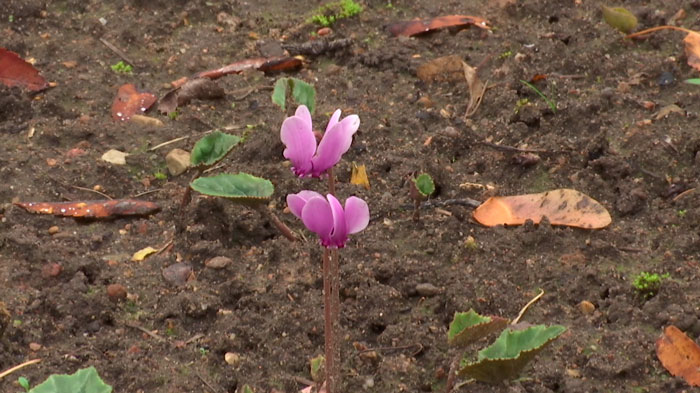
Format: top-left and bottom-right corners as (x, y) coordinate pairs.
(472, 189), (611, 229)
(350, 163), (370, 190)
(158, 78), (225, 115)
(656, 325), (700, 387)
(14, 199), (160, 218)
(173, 56), (303, 87)
(387, 15), (490, 37)
(683, 31), (700, 72)
(0, 48), (48, 91)
(111, 84), (157, 121)
(462, 60), (487, 118)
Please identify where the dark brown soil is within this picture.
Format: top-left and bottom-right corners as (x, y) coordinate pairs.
(2, 1), (700, 392)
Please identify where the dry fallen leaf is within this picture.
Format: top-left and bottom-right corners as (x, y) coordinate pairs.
(0, 48), (48, 91)
(158, 78), (225, 115)
(132, 246), (158, 262)
(462, 60), (487, 118)
(472, 189), (612, 229)
(172, 56), (303, 88)
(656, 325), (700, 387)
(387, 15), (490, 37)
(14, 199), (160, 218)
(350, 163), (370, 190)
(111, 83), (157, 121)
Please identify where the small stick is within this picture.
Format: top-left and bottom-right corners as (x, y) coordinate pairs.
(512, 288), (545, 325)
(479, 141), (551, 154)
(256, 205), (297, 241)
(132, 189), (163, 198)
(444, 354), (460, 393)
(184, 333), (205, 345)
(99, 37), (136, 67)
(196, 372), (221, 393)
(0, 359), (41, 380)
(149, 136), (190, 152)
(124, 321), (165, 341)
(68, 185), (114, 199)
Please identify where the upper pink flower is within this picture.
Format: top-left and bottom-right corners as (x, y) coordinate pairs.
(280, 105), (360, 177)
(287, 191), (369, 248)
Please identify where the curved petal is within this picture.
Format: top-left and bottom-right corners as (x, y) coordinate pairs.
(295, 105), (312, 130)
(324, 109), (342, 134)
(344, 196), (369, 234)
(301, 196), (334, 244)
(327, 194), (348, 248)
(311, 114), (360, 176)
(281, 116), (316, 175)
(287, 190), (323, 219)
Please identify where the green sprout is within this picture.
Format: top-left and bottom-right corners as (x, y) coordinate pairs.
(677, 209), (687, 218)
(17, 377), (30, 392)
(271, 77), (316, 113)
(168, 109), (180, 120)
(685, 78), (700, 85)
(520, 80), (556, 113)
(199, 347), (209, 356)
(27, 367), (112, 393)
(499, 50), (513, 59)
(410, 173), (435, 222)
(632, 272), (669, 299)
(308, 0), (363, 27)
(9, 15), (14, 23)
(154, 171), (167, 180)
(110, 61), (133, 74)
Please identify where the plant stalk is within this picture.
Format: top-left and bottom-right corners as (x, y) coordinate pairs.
(322, 248), (337, 393)
(256, 205), (297, 242)
(327, 167), (336, 196)
(330, 248), (341, 391)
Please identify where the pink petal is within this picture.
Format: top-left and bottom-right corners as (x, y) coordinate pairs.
(311, 114), (360, 176)
(301, 196), (334, 242)
(287, 190), (323, 219)
(281, 115), (316, 175)
(325, 109), (342, 134)
(295, 105), (312, 130)
(327, 194), (347, 247)
(344, 196), (369, 234)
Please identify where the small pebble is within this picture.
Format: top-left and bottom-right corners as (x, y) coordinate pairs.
(317, 27), (332, 36)
(205, 256), (232, 269)
(107, 284), (128, 302)
(162, 263), (194, 286)
(29, 342), (42, 351)
(41, 262), (62, 278)
(224, 352), (241, 366)
(578, 300), (595, 314)
(415, 283), (440, 297)
(48, 226), (60, 235)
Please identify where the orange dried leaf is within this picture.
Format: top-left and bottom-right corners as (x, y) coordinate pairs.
(472, 189), (611, 229)
(683, 31), (700, 72)
(14, 199), (160, 218)
(350, 163), (370, 190)
(0, 48), (48, 91)
(111, 84), (157, 122)
(656, 325), (700, 387)
(387, 15), (490, 37)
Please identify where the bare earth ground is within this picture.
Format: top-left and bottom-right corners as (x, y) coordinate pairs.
(1, 0), (700, 392)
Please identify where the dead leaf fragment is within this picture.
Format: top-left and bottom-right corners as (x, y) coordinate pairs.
(172, 56), (303, 88)
(132, 246), (158, 262)
(0, 48), (48, 91)
(101, 149), (128, 165)
(656, 325), (700, 387)
(387, 15), (490, 37)
(158, 78), (225, 115)
(654, 104), (684, 120)
(350, 163), (370, 190)
(14, 199), (160, 218)
(111, 84), (157, 121)
(462, 60), (487, 118)
(472, 189), (612, 229)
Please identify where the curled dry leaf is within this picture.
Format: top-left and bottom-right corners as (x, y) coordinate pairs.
(158, 78), (225, 115)
(350, 163), (370, 190)
(0, 48), (48, 91)
(472, 189), (612, 229)
(387, 15), (490, 37)
(14, 199), (160, 218)
(462, 60), (487, 118)
(172, 56), (303, 88)
(111, 83), (157, 121)
(656, 325), (700, 387)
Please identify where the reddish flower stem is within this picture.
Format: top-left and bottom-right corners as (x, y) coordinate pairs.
(327, 167), (336, 196)
(322, 248), (336, 393)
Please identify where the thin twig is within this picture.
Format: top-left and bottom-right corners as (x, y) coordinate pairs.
(479, 141), (552, 154)
(68, 185), (114, 199)
(149, 136), (190, 152)
(0, 359), (41, 380)
(512, 288), (545, 325)
(99, 37), (136, 66)
(184, 333), (205, 345)
(196, 372), (221, 393)
(132, 189), (163, 198)
(124, 321), (165, 341)
(257, 206), (297, 241)
(154, 238), (174, 256)
(444, 354), (460, 393)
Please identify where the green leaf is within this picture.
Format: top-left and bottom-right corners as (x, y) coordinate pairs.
(291, 78), (316, 113)
(29, 367), (112, 393)
(310, 355), (325, 382)
(684, 78), (700, 85)
(239, 384), (254, 393)
(271, 78), (316, 113)
(448, 309), (509, 347)
(271, 78), (288, 111)
(413, 173), (435, 197)
(18, 376), (30, 391)
(602, 6), (637, 34)
(458, 325), (567, 383)
(190, 173), (274, 205)
(191, 131), (241, 167)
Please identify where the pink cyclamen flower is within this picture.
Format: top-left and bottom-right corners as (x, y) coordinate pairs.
(280, 105), (360, 177)
(287, 191), (369, 248)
